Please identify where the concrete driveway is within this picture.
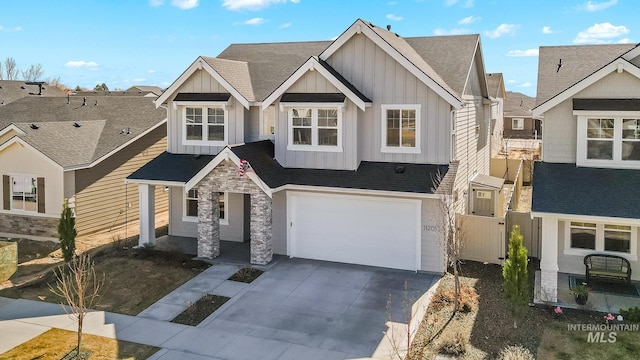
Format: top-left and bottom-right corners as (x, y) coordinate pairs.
(145, 258), (439, 360)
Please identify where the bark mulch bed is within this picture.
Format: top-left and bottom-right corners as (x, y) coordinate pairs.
(171, 294), (231, 326)
(228, 267), (263, 283)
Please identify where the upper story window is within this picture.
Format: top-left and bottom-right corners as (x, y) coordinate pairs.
(381, 104), (421, 154)
(576, 114), (640, 168)
(183, 106), (227, 145)
(512, 118), (524, 130)
(287, 107), (342, 152)
(586, 118), (614, 160)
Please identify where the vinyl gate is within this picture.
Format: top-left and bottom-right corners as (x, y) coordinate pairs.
(458, 214), (506, 265)
(506, 211), (541, 258)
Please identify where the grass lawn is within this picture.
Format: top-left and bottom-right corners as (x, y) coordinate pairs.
(0, 238), (210, 315)
(0, 328), (159, 359)
(408, 261), (640, 359)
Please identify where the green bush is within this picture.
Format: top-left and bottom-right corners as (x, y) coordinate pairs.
(58, 199), (76, 262)
(620, 306), (640, 322)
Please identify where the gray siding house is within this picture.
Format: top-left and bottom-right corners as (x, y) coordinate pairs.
(128, 19), (492, 272)
(532, 43), (640, 302)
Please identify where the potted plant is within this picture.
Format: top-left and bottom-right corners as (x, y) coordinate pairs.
(573, 283), (590, 305)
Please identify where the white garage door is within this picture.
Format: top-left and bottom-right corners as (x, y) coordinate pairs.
(288, 193), (420, 270)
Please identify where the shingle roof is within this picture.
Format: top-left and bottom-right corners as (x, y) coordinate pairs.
(504, 91), (536, 118)
(0, 80), (66, 106)
(202, 57), (256, 102)
(536, 44), (637, 106)
(126, 85), (164, 96)
(486, 73), (504, 99)
(0, 95), (166, 168)
(532, 162), (640, 219)
(128, 152), (215, 183)
(128, 141), (450, 194)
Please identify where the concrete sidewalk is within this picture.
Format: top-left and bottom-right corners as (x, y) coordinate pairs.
(0, 259), (440, 360)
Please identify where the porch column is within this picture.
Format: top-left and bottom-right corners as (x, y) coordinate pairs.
(197, 188), (220, 258)
(138, 184), (156, 246)
(250, 192), (272, 265)
(540, 215), (559, 302)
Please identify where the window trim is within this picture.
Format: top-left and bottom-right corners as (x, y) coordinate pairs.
(381, 104), (421, 154)
(9, 174), (39, 213)
(564, 220), (638, 260)
(182, 189), (228, 225)
(575, 111), (640, 168)
(512, 118), (524, 130)
(181, 105), (229, 146)
(286, 107), (343, 152)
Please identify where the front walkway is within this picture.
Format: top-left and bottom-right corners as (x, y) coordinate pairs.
(534, 271), (640, 313)
(0, 258), (440, 360)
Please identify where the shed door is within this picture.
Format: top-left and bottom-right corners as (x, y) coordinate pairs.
(472, 189), (494, 217)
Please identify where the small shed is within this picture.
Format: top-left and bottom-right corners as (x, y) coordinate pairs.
(469, 173), (505, 217)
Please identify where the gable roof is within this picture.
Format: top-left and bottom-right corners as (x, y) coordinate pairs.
(126, 85), (164, 96)
(532, 162), (640, 220)
(534, 44), (637, 109)
(201, 57), (255, 102)
(504, 91), (535, 118)
(0, 80), (66, 106)
(0, 95), (166, 169)
(486, 73), (506, 99)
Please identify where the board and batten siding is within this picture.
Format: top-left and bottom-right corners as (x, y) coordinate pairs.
(0, 142), (63, 216)
(326, 33), (452, 165)
(274, 70), (359, 170)
(167, 69), (246, 155)
(421, 198), (446, 273)
(542, 71), (640, 163)
(74, 127), (168, 235)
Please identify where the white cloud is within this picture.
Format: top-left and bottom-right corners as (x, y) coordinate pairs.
(573, 22), (629, 44)
(147, 70), (156, 73)
(519, 82), (532, 88)
(171, 0), (198, 9)
(507, 79), (517, 84)
(578, 0), (617, 12)
(434, 28), (470, 36)
(0, 25), (22, 32)
(65, 60), (99, 68)
(444, 0), (472, 7)
(506, 49), (539, 57)
(542, 26), (553, 34)
(618, 38), (632, 44)
(386, 14), (403, 21)
(132, 78), (147, 83)
(388, 1), (398, 4)
(243, 17), (264, 25)
(222, 0), (292, 11)
(458, 15), (480, 24)
(149, 0), (163, 6)
(279, 22), (292, 29)
(161, 81), (171, 86)
(484, 23), (519, 39)
(462, 0), (473, 7)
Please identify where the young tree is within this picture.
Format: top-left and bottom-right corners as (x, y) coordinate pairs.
(49, 254), (103, 358)
(503, 225), (529, 328)
(3, 57), (18, 80)
(58, 199), (77, 262)
(21, 63), (43, 82)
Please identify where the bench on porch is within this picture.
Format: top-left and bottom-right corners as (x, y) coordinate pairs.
(584, 254), (632, 285)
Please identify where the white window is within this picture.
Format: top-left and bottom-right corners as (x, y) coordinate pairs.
(381, 104), (421, 153)
(576, 114), (640, 167)
(451, 111), (457, 161)
(566, 221), (636, 258)
(622, 119), (640, 161)
(184, 189), (227, 224)
(183, 106), (228, 145)
(586, 118), (614, 160)
(261, 106), (275, 137)
(287, 107), (341, 152)
(512, 118), (524, 130)
(11, 175), (37, 212)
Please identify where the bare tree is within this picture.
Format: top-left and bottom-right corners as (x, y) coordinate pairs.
(4, 57), (18, 80)
(21, 63), (43, 82)
(49, 254), (103, 357)
(0, 61), (3, 80)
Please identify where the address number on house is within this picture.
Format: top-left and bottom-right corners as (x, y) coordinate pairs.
(422, 225), (437, 232)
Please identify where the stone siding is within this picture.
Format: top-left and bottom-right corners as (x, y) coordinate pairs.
(196, 160), (273, 264)
(0, 241), (17, 281)
(0, 213), (58, 239)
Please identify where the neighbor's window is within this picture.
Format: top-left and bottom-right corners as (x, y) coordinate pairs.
(288, 107), (341, 150)
(11, 176), (37, 212)
(622, 119), (640, 161)
(586, 118), (614, 160)
(604, 224), (631, 253)
(570, 222), (596, 250)
(185, 190), (226, 221)
(512, 118), (524, 130)
(382, 104), (420, 153)
(184, 106), (227, 144)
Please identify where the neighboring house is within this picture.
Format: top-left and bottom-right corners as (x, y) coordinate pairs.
(0, 93), (168, 239)
(531, 43), (640, 302)
(126, 86), (164, 97)
(0, 80), (66, 106)
(487, 73), (506, 156)
(503, 91), (539, 140)
(128, 19), (494, 272)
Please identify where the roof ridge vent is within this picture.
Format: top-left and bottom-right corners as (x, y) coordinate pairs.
(30, 124), (39, 129)
(73, 122), (81, 128)
(82, 97), (87, 106)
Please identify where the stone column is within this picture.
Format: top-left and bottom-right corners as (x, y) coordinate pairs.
(138, 184), (156, 246)
(197, 187), (220, 259)
(250, 192), (273, 265)
(539, 215), (559, 302)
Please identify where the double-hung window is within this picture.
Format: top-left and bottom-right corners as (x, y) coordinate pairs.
(11, 175), (38, 212)
(185, 189), (227, 224)
(586, 118), (614, 160)
(288, 108), (341, 151)
(183, 106), (227, 145)
(381, 104), (421, 153)
(576, 114), (640, 167)
(512, 118), (524, 130)
(622, 119), (640, 161)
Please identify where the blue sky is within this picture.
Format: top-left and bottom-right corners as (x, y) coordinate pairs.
(0, 0), (635, 97)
